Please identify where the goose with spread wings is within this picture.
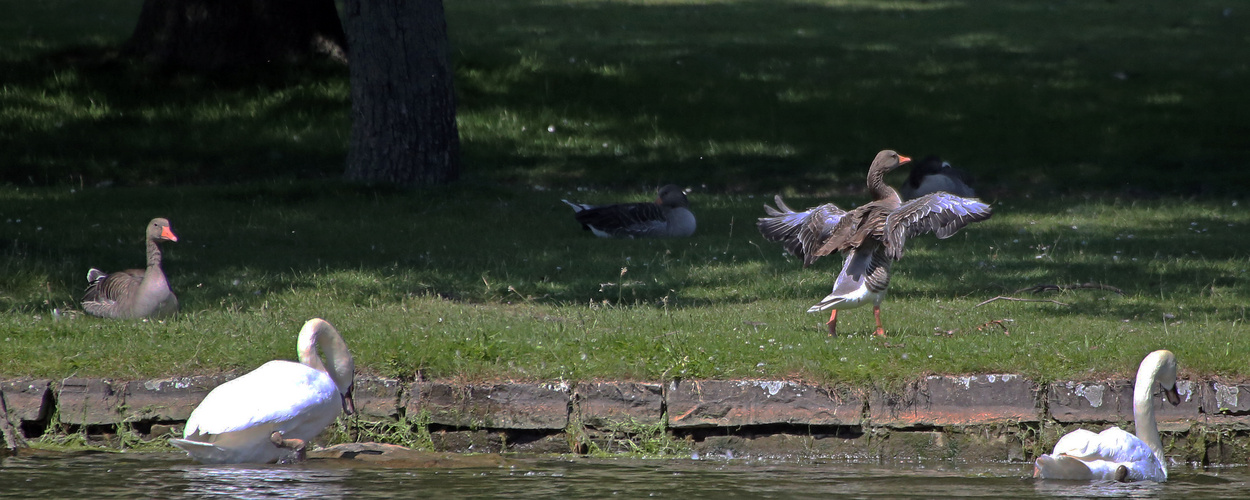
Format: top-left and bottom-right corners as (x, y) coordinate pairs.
(757, 150), (992, 336)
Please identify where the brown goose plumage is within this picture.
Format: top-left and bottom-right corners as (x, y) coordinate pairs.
(82, 218), (179, 319)
(757, 150), (992, 336)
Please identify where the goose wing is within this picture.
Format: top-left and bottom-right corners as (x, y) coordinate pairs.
(757, 195), (846, 267)
(883, 192), (992, 260)
(81, 269), (145, 314)
(573, 202), (667, 237)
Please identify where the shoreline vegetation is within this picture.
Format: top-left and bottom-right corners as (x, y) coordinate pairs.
(3, 0), (1248, 401)
(5, 374), (1250, 464)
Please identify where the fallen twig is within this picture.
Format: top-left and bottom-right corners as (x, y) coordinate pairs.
(975, 319), (1013, 335)
(1012, 282), (1124, 295)
(975, 296), (1071, 307)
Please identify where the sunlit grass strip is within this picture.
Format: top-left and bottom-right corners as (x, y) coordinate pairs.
(0, 184), (1246, 386)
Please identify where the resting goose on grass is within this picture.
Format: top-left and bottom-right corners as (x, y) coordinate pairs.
(899, 154), (976, 200)
(562, 184), (695, 238)
(757, 150), (992, 336)
(81, 218), (179, 319)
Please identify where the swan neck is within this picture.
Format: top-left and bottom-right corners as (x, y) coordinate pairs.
(1133, 355), (1166, 460)
(297, 319), (354, 394)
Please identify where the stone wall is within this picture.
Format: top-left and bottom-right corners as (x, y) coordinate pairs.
(3, 375), (1249, 463)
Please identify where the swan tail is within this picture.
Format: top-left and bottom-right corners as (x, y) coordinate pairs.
(1033, 454), (1096, 480)
(170, 437), (235, 464)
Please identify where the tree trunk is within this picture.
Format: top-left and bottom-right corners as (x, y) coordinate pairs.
(125, 0), (348, 70)
(342, 0), (460, 186)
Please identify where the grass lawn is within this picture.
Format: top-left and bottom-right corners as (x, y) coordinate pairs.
(1, 0), (1247, 386)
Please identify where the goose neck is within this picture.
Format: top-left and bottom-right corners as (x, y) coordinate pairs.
(146, 239), (163, 268)
(867, 167), (900, 202)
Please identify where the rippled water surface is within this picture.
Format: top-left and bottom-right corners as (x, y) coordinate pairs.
(1, 452), (1247, 499)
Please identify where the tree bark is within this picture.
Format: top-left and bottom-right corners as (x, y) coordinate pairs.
(124, 0), (348, 70)
(342, 0), (461, 186)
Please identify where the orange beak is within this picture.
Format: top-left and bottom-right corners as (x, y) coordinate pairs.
(161, 226), (178, 242)
(898, 155), (912, 165)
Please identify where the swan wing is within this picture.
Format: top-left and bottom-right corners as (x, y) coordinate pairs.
(757, 195), (846, 267)
(1037, 427), (1165, 481)
(184, 360), (338, 437)
(1034, 454), (1096, 480)
(1055, 427), (1156, 464)
(883, 192), (992, 260)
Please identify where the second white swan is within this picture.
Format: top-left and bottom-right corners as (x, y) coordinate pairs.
(1033, 349), (1180, 482)
(170, 318), (356, 464)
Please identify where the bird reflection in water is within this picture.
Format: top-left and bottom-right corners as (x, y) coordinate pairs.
(1032, 476), (1165, 498)
(181, 465), (350, 500)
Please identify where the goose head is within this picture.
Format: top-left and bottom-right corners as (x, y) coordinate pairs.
(655, 185), (691, 209)
(298, 318), (357, 415)
(869, 150), (913, 175)
(866, 150), (912, 201)
(147, 218), (178, 243)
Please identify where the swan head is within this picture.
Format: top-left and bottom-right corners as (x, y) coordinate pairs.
(339, 377), (356, 416)
(1149, 350), (1181, 406)
(1138, 349), (1180, 409)
(298, 318), (356, 415)
(334, 359), (356, 416)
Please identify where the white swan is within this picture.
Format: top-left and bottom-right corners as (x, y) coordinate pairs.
(170, 318), (355, 464)
(1034, 350), (1180, 482)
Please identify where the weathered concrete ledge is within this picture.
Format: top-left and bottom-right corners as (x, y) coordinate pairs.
(3, 375), (1250, 463)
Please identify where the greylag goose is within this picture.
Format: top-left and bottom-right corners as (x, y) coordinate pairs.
(1034, 350), (1180, 482)
(171, 318), (355, 464)
(562, 184), (695, 238)
(899, 155), (976, 200)
(81, 217), (179, 319)
(757, 150), (992, 336)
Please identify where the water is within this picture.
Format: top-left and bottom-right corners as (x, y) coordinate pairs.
(1, 451), (1247, 499)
